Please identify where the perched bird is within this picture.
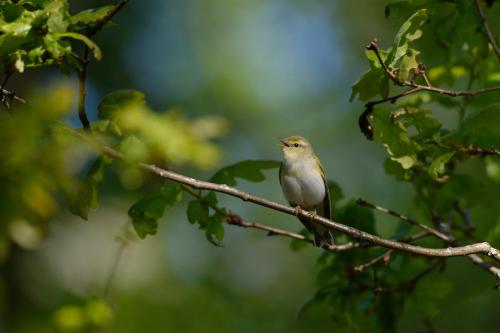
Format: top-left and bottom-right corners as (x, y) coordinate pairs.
(278, 136), (334, 248)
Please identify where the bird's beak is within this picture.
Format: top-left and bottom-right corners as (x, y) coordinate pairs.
(277, 140), (287, 148)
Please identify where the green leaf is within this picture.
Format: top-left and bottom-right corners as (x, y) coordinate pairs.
(187, 199), (209, 226)
(384, 157), (410, 181)
(43, 33), (71, 58)
(69, 156), (112, 220)
(55, 32), (102, 60)
(205, 212), (225, 246)
(398, 48), (420, 81)
(387, 9), (428, 66)
(350, 68), (386, 102)
(210, 160), (280, 185)
(391, 155), (416, 169)
(452, 105), (500, 147)
(98, 89), (146, 120)
(393, 108), (441, 140)
(428, 152), (454, 179)
(372, 108), (419, 157)
(128, 184), (182, 239)
(45, 0), (70, 33)
(70, 5), (114, 32)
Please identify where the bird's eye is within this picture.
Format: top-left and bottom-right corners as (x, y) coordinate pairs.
(294, 143), (299, 147)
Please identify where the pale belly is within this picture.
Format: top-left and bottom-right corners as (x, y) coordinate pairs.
(281, 169), (325, 209)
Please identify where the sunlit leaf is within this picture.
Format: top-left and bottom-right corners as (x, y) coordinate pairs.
(350, 68), (386, 102)
(98, 89), (146, 120)
(55, 32), (102, 60)
(387, 9), (428, 66)
(427, 152), (454, 179)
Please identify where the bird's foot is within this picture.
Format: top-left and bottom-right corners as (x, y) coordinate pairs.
(309, 209), (318, 222)
(293, 205), (302, 217)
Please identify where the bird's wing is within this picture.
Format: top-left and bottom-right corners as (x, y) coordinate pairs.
(315, 156), (331, 220)
(278, 162), (283, 186)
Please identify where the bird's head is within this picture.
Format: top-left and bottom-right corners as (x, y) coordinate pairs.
(278, 136), (314, 159)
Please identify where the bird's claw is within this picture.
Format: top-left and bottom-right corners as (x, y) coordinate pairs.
(293, 206), (302, 217)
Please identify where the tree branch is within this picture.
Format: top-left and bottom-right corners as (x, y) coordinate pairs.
(1, 88), (25, 110)
(181, 184), (364, 252)
(353, 231), (430, 272)
(75, 0), (129, 130)
(366, 39), (500, 96)
(357, 198), (500, 280)
(87, 0), (129, 37)
(474, 0), (500, 59)
(68, 134), (499, 262)
(77, 47), (90, 131)
(359, 38), (500, 139)
(356, 198), (452, 241)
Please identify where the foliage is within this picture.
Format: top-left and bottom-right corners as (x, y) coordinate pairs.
(1, 0), (499, 332)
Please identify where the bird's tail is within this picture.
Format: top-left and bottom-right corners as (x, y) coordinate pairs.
(314, 230), (334, 248)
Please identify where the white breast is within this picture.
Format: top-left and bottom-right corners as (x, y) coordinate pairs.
(280, 159), (325, 209)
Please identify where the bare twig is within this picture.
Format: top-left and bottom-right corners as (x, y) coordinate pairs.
(182, 185), (364, 252)
(77, 47), (91, 131)
(356, 259), (444, 294)
(358, 198), (500, 280)
(356, 198), (452, 241)
(425, 140), (500, 158)
(87, 0), (129, 37)
(75, 0), (129, 130)
(474, 0), (500, 58)
(1, 88), (25, 104)
(353, 231), (430, 272)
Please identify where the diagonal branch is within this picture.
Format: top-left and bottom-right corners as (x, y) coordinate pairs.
(474, 0), (500, 59)
(86, 0), (129, 37)
(357, 198), (500, 280)
(61, 128), (500, 262)
(181, 185), (363, 252)
(356, 198), (452, 241)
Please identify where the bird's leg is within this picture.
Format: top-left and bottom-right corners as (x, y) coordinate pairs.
(309, 209), (318, 222)
(293, 205), (302, 217)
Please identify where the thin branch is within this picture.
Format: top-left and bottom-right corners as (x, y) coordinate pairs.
(75, 0), (129, 130)
(358, 198), (500, 280)
(353, 231), (430, 272)
(357, 259), (444, 294)
(87, 0), (129, 37)
(474, 0), (500, 59)
(59, 130), (499, 261)
(424, 140), (500, 158)
(77, 47), (90, 131)
(181, 185), (363, 252)
(1, 88), (26, 106)
(359, 38), (500, 139)
(357, 198), (452, 241)
(366, 39), (500, 96)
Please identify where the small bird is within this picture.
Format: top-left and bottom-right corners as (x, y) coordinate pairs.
(278, 136), (334, 247)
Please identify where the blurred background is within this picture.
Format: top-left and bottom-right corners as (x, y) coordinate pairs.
(2, 0), (499, 332)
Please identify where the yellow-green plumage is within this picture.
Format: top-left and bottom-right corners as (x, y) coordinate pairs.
(278, 136), (333, 247)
